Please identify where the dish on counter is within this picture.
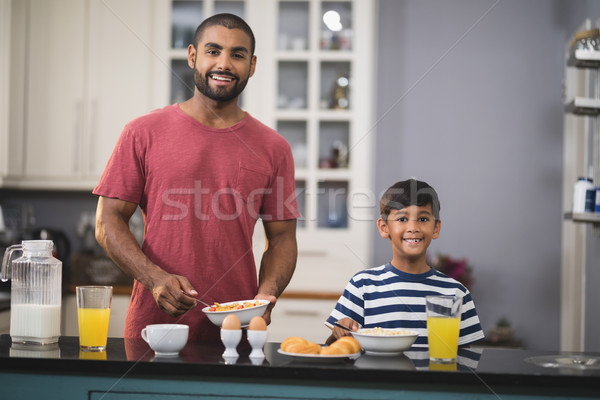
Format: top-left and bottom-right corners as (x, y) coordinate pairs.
(351, 328), (418, 356)
(277, 348), (361, 363)
(202, 299), (269, 328)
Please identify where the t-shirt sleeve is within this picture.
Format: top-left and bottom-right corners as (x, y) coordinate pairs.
(325, 278), (365, 328)
(258, 141), (301, 221)
(93, 124), (145, 204)
(458, 292), (485, 346)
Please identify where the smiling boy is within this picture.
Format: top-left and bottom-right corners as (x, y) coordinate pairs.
(325, 179), (484, 347)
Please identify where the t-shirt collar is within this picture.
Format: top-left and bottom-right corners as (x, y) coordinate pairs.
(384, 263), (435, 281)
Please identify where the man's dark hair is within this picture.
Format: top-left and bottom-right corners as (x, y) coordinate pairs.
(379, 179), (441, 221)
(193, 13), (256, 55)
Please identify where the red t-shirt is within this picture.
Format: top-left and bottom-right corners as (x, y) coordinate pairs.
(93, 105), (300, 341)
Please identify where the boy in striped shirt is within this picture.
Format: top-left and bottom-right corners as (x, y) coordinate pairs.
(325, 179), (484, 347)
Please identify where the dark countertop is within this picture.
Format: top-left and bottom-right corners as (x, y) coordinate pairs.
(1, 334), (599, 397)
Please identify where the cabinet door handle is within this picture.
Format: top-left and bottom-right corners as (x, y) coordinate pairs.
(298, 250), (327, 257)
(74, 100), (83, 174)
(283, 310), (320, 317)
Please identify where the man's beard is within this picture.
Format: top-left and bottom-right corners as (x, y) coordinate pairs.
(193, 68), (249, 102)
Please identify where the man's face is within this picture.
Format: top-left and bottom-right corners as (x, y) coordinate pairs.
(190, 25), (256, 102)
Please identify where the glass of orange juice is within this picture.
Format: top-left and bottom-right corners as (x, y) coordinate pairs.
(76, 286), (112, 352)
(426, 295), (462, 364)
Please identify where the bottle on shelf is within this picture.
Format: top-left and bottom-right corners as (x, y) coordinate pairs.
(573, 177), (595, 213)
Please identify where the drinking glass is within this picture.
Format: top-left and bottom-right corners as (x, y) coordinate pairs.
(76, 286), (112, 352)
(426, 295), (462, 363)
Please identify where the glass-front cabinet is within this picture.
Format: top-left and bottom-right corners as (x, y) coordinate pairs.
(167, 0), (375, 294)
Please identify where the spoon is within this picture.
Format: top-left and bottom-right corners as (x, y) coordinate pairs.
(181, 291), (211, 308)
(333, 322), (354, 332)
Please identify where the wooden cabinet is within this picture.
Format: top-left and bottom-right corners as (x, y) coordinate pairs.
(2, 0), (165, 189)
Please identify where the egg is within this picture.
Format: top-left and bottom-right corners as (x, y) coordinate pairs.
(248, 316), (267, 331)
(222, 314), (241, 330)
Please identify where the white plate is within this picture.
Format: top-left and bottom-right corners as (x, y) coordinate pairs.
(277, 348), (361, 363)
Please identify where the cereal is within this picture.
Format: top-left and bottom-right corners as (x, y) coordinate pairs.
(208, 301), (261, 312)
(360, 327), (415, 336)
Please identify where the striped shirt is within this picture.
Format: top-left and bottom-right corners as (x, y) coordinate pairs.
(325, 263), (484, 347)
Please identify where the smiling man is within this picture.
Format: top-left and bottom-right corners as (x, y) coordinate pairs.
(94, 14), (300, 342)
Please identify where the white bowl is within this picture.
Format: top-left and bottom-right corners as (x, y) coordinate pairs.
(351, 328), (418, 355)
(202, 299), (270, 327)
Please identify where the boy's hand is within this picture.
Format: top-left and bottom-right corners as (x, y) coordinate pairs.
(332, 317), (359, 339)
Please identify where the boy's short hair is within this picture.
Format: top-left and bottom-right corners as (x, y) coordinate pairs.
(193, 13), (256, 55)
(379, 179), (441, 220)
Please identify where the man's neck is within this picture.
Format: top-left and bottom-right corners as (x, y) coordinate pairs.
(179, 96), (245, 128)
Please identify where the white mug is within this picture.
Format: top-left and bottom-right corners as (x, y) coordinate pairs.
(141, 324), (189, 357)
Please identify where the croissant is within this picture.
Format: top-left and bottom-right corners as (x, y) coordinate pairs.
(320, 336), (361, 355)
(280, 336), (322, 354)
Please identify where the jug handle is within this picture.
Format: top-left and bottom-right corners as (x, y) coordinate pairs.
(1, 244), (22, 282)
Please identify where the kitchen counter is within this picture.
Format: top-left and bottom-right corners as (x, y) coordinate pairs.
(0, 334), (598, 399)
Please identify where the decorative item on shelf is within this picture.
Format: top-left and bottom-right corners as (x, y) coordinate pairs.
(569, 28), (600, 67)
(331, 140), (349, 168)
(482, 317), (523, 348)
(430, 253), (473, 290)
(330, 72), (350, 110)
(572, 177), (595, 213)
(572, 28), (600, 52)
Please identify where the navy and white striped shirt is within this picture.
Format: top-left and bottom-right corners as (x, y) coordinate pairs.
(325, 263), (484, 347)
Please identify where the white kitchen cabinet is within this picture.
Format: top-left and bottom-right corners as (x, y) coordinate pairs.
(0, 0), (10, 182)
(268, 298), (338, 344)
(62, 294), (130, 338)
(560, 19), (600, 352)
(3, 0), (167, 190)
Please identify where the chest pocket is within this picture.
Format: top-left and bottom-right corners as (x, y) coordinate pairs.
(235, 162), (272, 218)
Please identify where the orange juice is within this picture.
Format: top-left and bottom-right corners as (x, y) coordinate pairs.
(78, 308), (110, 349)
(427, 316), (460, 361)
(429, 361), (457, 371)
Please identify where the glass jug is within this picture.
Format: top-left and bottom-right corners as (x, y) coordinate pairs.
(1, 240), (62, 345)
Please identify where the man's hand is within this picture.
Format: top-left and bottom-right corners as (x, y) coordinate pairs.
(150, 271), (198, 317)
(254, 293), (277, 324)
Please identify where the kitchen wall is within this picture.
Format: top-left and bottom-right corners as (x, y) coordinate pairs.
(1, 0), (599, 351)
(374, 0), (600, 351)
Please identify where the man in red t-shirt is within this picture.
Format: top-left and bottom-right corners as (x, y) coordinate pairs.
(94, 13), (300, 341)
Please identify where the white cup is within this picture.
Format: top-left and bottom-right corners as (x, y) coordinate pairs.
(141, 324), (189, 357)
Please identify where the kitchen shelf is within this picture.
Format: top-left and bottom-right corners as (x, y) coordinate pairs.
(567, 49), (600, 68)
(564, 97), (600, 115)
(564, 212), (600, 223)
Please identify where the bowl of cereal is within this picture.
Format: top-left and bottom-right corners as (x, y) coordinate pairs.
(202, 299), (270, 328)
(351, 327), (418, 355)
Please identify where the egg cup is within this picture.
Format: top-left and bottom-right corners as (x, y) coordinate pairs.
(220, 328), (242, 358)
(247, 330), (268, 359)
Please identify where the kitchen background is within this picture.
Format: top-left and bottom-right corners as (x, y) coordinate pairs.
(1, 0), (599, 352)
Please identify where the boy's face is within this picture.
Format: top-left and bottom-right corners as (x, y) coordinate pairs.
(377, 204), (441, 264)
